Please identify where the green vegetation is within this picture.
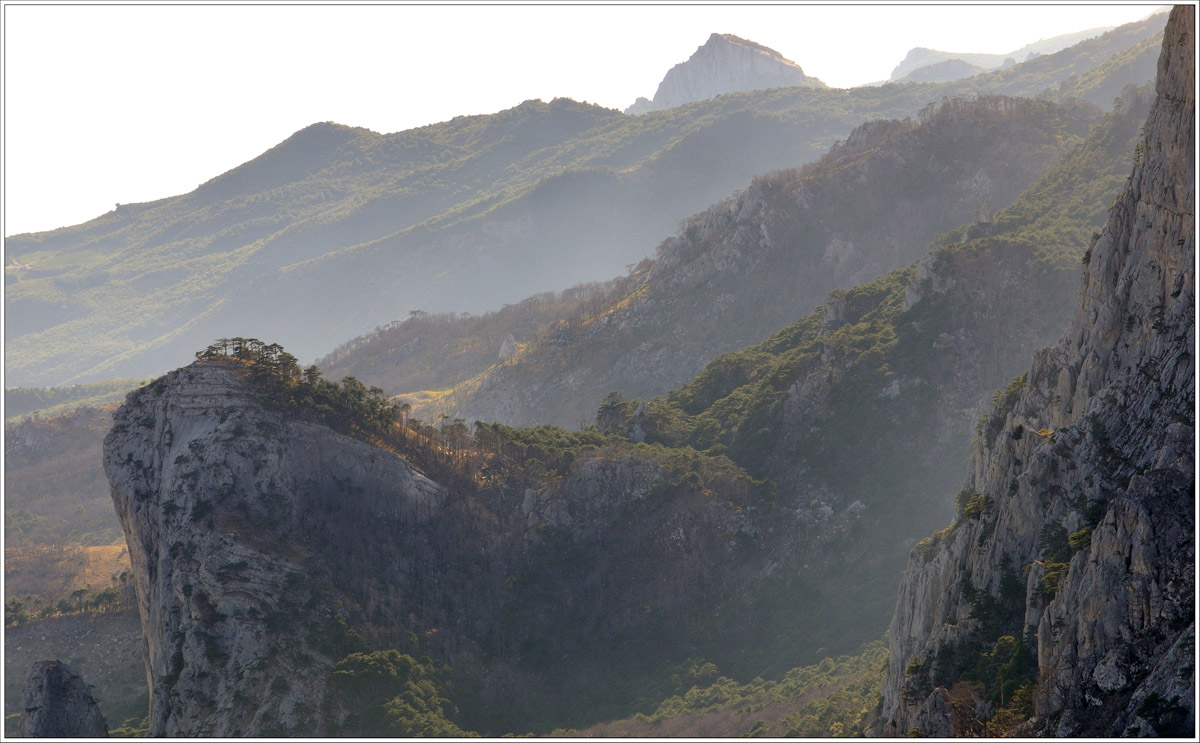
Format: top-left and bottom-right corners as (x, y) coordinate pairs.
(912, 564), (1036, 736)
(196, 337), (401, 434)
(1046, 31), (1163, 108)
(329, 650), (474, 737)
(319, 278), (642, 396)
(1132, 692), (1192, 737)
(1035, 516), (1099, 600)
(630, 642), (887, 737)
(592, 79), (1148, 480)
(933, 13), (1164, 106)
(109, 715), (150, 737)
(4, 407), (126, 547)
(4, 584), (130, 626)
(529, 88), (1156, 725)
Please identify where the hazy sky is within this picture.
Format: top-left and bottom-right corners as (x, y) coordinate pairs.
(3, 2), (1165, 237)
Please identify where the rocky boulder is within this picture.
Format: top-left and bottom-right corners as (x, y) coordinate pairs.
(21, 660), (108, 738)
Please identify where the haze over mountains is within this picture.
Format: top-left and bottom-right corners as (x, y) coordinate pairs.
(91, 7), (1192, 737)
(4, 8), (1193, 738)
(888, 25), (1117, 82)
(3, 11), (1167, 390)
(371, 95), (1105, 428)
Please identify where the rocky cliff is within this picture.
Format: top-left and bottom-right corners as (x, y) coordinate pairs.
(104, 359), (798, 734)
(105, 362), (447, 735)
(626, 33), (825, 114)
(879, 6), (1194, 737)
(21, 659), (109, 738)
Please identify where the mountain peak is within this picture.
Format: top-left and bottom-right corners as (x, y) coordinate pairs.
(626, 33), (825, 114)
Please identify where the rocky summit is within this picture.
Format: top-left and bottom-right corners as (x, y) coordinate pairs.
(626, 33), (825, 114)
(878, 6), (1194, 737)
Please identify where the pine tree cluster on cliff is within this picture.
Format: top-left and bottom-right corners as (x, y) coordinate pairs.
(196, 337), (400, 434)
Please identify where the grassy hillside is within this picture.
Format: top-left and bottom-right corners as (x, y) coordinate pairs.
(558, 641), (887, 737)
(4, 404), (128, 547)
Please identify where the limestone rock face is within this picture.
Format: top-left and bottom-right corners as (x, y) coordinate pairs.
(626, 33), (824, 114)
(497, 333), (518, 361)
(880, 7), (1194, 737)
(910, 686), (955, 737)
(105, 361), (444, 736)
(21, 660), (109, 738)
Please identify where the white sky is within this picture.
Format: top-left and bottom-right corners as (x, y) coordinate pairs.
(2, 1), (1167, 237)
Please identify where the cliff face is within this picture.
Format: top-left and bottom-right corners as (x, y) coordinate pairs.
(626, 33), (824, 114)
(105, 362), (445, 735)
(453, 96), (1101, 428)
(880, 6), (1194, 737)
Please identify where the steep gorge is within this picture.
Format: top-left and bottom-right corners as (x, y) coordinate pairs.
(879, 6), (1194, 737)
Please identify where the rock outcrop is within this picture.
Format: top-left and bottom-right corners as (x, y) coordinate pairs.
(880, 6), (1194, 737)
(21, 660), (109, 738)
(105, 359), (776, 734)
(105, 362), (445, 735)
(626, 33), (824, 114)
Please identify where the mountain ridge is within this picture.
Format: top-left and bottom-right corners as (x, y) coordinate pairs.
(421, 95), (1103, 429)
(99, 76), (1155, 737)
(889, 25), (1116, 81)
(4, 12), (1165, 389)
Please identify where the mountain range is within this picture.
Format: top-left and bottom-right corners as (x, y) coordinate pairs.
(4, 8), (1191, 739)
(889, 25), (1117, 82)
(3, 12), (1165, 390)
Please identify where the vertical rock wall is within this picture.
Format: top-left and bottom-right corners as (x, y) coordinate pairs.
(879, 6), (1194, 737)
